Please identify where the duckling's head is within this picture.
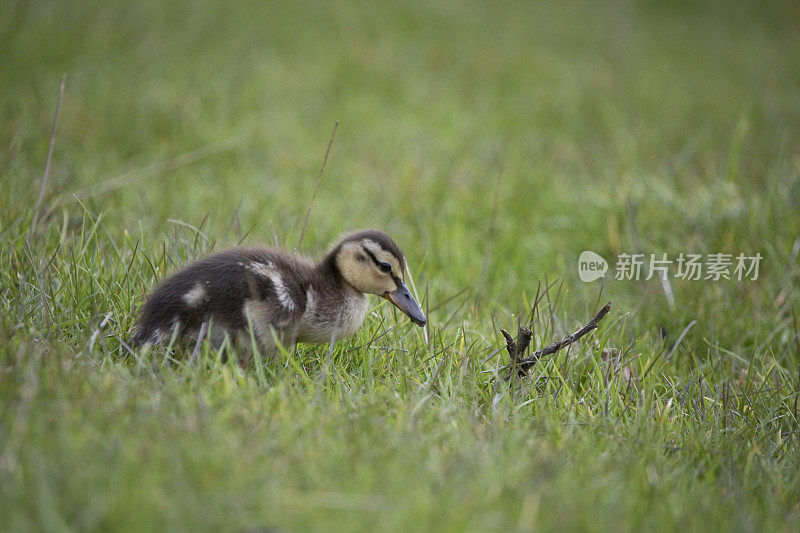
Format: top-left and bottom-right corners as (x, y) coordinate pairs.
(332, 229), (427, 327)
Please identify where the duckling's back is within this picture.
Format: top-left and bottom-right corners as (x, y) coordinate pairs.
(131, 247), (313, 347)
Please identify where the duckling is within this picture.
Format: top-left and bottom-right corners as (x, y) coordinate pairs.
(131, 229), (426, 358)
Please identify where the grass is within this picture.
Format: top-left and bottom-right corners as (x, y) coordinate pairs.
(2, 0), (800, 530)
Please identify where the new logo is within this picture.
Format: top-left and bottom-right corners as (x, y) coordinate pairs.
(578, 251), (608, 282)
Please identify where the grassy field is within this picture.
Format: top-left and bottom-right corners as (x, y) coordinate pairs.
(2, 0), (800, 530)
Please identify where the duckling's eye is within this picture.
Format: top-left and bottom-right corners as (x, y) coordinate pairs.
(378, 262), (392, 273)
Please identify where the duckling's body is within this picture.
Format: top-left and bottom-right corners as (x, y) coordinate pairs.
(131, 230), (425, 356)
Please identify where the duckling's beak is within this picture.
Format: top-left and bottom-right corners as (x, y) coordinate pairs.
(383, 283), (427, 326)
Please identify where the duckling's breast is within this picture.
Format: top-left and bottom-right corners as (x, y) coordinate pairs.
(297, 286), (369, 344)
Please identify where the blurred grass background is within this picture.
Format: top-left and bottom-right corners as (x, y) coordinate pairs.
(1, 0), (800, 531)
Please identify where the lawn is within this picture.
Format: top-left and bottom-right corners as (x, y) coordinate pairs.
(2, 0), (800, 531)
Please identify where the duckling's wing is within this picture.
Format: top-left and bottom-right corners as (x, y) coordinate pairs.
(240, 257), (308, 328)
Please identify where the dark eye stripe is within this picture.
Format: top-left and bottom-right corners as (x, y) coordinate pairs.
(362, 246), (395, 275)
(361, 246), (381, 266)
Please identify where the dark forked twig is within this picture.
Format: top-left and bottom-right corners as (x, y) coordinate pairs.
(500, 326), (532, 377)
(500, 302), (612, 380)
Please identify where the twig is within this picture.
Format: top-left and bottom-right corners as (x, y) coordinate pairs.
(500, 325), (532, 377)
(297, 121), (339, 250)
(30, 73), (66, 234)
(500, 302), (612, 380)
